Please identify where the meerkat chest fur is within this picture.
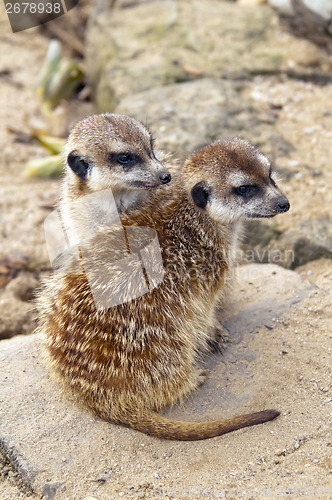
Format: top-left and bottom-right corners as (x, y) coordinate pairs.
(162, 197), (238, 306)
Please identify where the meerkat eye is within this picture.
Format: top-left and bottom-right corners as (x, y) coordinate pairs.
(110, 152), (139, 167)
(236, 185), (250, 195)
(118, 153), (134, 164)
(234, 185), (259, 198)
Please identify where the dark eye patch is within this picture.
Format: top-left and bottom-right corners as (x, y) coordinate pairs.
(191, 181), (211, 209)
(233, 185), (259, 198)
(67, 152), (90, 179)
(109, 152), (140, 168)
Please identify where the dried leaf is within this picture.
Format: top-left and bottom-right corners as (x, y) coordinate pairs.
(0, 276), (12, 288)
(0, 255), (30, 287)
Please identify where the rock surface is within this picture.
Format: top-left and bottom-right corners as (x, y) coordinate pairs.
(2, 264), (331, 499)
(0, 272), (39, 340)
(269, 0), (332, 48)
(116, 77), (285, 160)
(242, 216), (332, 269)
(271, 216), (332, 268)
(86, 0), (331, 112)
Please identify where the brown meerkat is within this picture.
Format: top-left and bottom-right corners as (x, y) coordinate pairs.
(60, 113), (172, 247)
(38, 138), (290, 441)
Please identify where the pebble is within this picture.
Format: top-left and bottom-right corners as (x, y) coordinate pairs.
(251, 90), (264, 101)
(97, 472), (110, 482)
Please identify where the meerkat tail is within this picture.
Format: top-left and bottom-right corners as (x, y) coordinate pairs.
(120, 408), (280, 441)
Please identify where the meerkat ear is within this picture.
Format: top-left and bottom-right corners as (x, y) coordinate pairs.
(67, 151), (90, 179)
(191, 181), (211, 210)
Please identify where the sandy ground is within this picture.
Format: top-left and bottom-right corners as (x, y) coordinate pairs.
(0, 6), (331, 500)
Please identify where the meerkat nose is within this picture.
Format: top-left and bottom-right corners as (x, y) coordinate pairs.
(276, 197), (290, 213)
(159, 172), (172, 184)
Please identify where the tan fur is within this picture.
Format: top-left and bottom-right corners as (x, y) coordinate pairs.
(38, 138), (289, 441)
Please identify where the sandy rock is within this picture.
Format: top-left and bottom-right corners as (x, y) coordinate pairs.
(0, 264), (315, 498)
(221, 263), (314, 338)
(269, 0), (294, 14)
(5, 271), (39, 302)
(0, 296), (33, 340)
(240, 217), (332, 269)
(0, 272), (39, 340)
(269, 0), (332, 46)
(269, 0), (332, 20)
(86, 0), (330, 111)
(116, 77), (290, 160)
(272, 216), (332, 268)
(243, 220), (282, 248)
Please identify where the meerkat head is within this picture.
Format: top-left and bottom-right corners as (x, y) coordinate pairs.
(64, 113), (171, 195)
(183, 138), (290, 223)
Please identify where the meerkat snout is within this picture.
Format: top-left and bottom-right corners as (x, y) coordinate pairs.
(160, 171), (172, 184)
(275, 196), (290, 213)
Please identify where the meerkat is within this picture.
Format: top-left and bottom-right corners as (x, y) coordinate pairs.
(60, 113), (172, 247)
(38, 138), (290, 441)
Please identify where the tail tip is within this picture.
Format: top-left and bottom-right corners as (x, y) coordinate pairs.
(262, 409), (280, 422)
